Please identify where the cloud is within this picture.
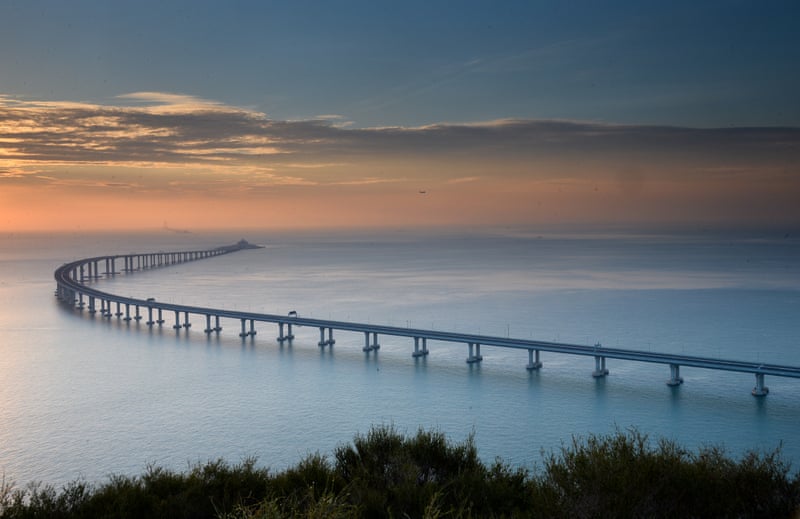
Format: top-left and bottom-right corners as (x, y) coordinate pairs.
(1, 92), (798, 196)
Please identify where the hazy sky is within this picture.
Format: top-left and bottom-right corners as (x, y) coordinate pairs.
(1, 0), (798, 232)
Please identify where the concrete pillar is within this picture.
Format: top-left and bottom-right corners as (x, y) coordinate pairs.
(123, 304), (131, 321)
(667, 364), (684, 386)
(466, 342), (483, 363)
(88, 296), (96, 314)
(526, 349), (542, 370)
(183, 312), (191, 329)
(157, 308), (164, 325)
(363, 331), (372, 352)
(592, 343), (609, 377)
(134, 306), (142, 321)
(240, 318), (249, 338)
(214, 315), (221, 332)
(115, 302), (122, 317)
(752, 373), (769, 396)
(277, 322), (294, 342)
(411, 337), (428, 357)
(592, 356), (609, 377)
(204, 314), (213, 334)
(173, 310), (182, 330)
(249, 319), (256, 336)
(146, 306), (154, 326)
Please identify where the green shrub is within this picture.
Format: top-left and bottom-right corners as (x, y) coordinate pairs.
(1, 427), (798, 518)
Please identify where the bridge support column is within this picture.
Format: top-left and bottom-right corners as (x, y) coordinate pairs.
(526, 349), (542, 370)
(204, 315), (213, 334)
(214, 315), (221, 332)
(466, 342), (483, 363)
(592, 343), (609, 377)
(103, 300), (112, 318)
(592, 356), (609, 377)
(183, 312), (191, 329)
(123, 304), (131, 321)
(115, 302), (122, 318)
(134, 305), (142, 321)
(318, 327), (334, 347)
(239, 318), (251, 338)
(157, 309), (164, 325)
(248, 319), (256, 336)
(173, 311), (182, 330)
(146, 307), (154, 326)
(752, 373), (769, 397)
(362, 332), (380, 352)
(88, 296), (96, 314)
(277, 322), (294, 343)
(412, 337), (429, 357)
(667, 364), (684, 386)
(77, 293), (84, 309)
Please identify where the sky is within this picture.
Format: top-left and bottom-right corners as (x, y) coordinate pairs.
(1, 0), (798, 232)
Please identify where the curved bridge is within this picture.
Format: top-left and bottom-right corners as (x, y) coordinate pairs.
(55, 242), (800, 397)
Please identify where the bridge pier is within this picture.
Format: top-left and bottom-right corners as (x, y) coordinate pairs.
(123, 303), (131, 321)
(134, 305), (142, 321)
(277, 322), (294, 343)
(239, 318), (255, 338)
(214, 315), (222, 332)
(204, 314), (213, 334)
(526, 348), (543, 370)
(318, 327), (335, 347)
(466, 342), (483, 363)
(88, 296), (96, 314)
(102, 299), (111, 318)
(173, 310), (182, 330)
(363, 332), (380, 352)
(667, 364), (684, 386)
(592, 343), (609, 377)
(592, 356), (609, 377)
(412, 337), (429, 357)
(115, 301), (122, 318)
(183, 312), (191, 329)
(146, 306), (155, 326)
(752, 373), (769, 397)
(157, 308), (164, 325)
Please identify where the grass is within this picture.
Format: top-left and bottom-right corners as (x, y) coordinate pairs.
(2, 426), (798, 518)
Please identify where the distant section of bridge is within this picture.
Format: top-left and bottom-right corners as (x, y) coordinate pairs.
(55, 241), (800, 397)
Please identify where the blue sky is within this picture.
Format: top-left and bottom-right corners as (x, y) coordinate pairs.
(1, 1), (798, 231)
(2, 0), (798, 128)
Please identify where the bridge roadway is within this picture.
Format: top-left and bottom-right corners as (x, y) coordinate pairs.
(55, 242), (800, 397)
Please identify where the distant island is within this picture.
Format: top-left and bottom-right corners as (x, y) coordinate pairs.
(216, 239), (264, 252)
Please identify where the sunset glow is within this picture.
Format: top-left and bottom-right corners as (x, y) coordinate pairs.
(1, 2), (798, 232)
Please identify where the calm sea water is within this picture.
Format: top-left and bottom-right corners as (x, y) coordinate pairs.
(1, 229), (799, 487)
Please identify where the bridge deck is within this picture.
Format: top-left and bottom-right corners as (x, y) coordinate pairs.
(54, 243), (800, 395)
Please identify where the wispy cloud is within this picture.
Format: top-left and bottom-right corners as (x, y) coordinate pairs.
(1, 92), (799, 195)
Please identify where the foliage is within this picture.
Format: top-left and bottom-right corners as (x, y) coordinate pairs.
(1, 427), (798, 518)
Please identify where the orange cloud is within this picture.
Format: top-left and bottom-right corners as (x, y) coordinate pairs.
(1, 93), (798, 232)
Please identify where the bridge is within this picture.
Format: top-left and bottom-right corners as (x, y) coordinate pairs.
(54, 242), (800, 397)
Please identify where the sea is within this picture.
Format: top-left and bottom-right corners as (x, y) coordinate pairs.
(1, 228), (799, 487)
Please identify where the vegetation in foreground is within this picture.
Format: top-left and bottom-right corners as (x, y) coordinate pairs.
(2, 426), (798, 518)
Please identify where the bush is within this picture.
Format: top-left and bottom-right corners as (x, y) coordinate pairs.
(1, 427), (798, 518)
